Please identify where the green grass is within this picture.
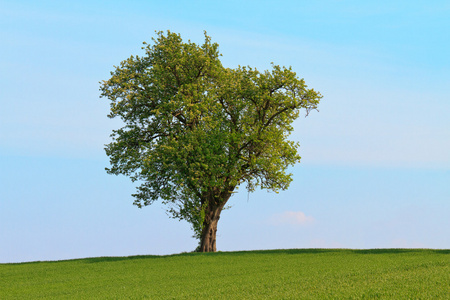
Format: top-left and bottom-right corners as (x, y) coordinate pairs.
(1, 249), (448, 299)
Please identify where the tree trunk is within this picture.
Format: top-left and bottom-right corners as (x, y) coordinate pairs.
(199, 205), (222, 252)
(198, 191), (232, 252)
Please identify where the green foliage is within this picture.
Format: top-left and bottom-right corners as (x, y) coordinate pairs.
(100, 31), (322, 239)
(1, 249), (448, 299)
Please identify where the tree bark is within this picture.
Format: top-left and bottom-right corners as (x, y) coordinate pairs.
(199, 204), (222, 252)
(198, 191), (232, 252)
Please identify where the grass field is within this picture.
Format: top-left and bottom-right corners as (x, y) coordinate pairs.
(1, 249), (448, 299)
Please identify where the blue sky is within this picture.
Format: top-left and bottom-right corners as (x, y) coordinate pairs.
(1, 0), (449, 263)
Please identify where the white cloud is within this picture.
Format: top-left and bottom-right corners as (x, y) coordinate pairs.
(269, 211), (315, 226)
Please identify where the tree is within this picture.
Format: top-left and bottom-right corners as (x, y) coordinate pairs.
(100, 31), (322, 252)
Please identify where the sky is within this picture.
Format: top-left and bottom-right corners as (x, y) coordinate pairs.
(1, 0), (449, 263)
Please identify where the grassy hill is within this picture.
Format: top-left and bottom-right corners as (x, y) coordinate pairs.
(1, 249), (448, 299)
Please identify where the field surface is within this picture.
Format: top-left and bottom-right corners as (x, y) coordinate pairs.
(1, 249), (448, 299)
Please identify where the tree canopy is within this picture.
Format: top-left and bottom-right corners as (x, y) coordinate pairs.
(100, 31), (322, 252)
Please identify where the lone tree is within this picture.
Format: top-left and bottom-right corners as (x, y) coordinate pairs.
(100, 31), (322, 252)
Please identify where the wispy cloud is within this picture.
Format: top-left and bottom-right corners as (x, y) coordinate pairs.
(269, 211), (315, 226)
